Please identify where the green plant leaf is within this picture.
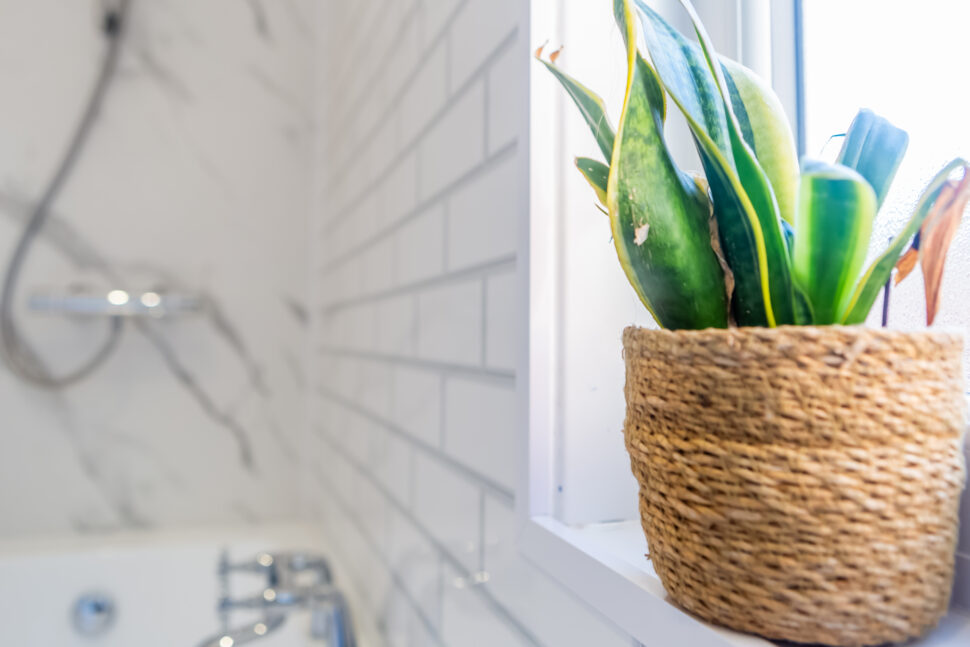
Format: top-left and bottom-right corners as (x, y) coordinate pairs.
(841, 158), (970, 324)
(792, 160), (877, 324)
(633, 1), (733, 166)
(836, 109), (909, 209)
(723, 118), (797, 327)
(607, 0), (728, 329)
(635, 0), (795, 327)
(673, 0), (797, 327)
(721, 59), (799, 226)
(792, 283), (815, 325)
(575, 157), (609, 207)
(780, 219), (794, 255)
(535, 47), (615, 161)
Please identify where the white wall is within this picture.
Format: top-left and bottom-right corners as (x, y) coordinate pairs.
(0, 0), (313, 536)
(308, 1), (636, 645)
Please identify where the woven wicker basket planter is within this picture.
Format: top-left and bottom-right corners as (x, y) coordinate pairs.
(622, 325), (967, 647)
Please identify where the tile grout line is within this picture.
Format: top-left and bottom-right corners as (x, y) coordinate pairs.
(314, 428), (543, 647)
(315, 389), (515, 503)
(319, 141), (516, 273)
(483, 65), (491, 156)
(408, 445), (417, 509)
(315, 346), (515, 382)
(310, 466), (447, 647)
(326, 0), (473, 192)
(327, 0), (461, 154)
(410, 292), (421, 356)
(478, 490), (487, 572)
(416, 136), (424, 210)
(316, 425), (480, 575)
(331, 0), (395, 89)
(324, 2), (387, 99)
(481, 275), (489, 366)
(322, 253), (516, 316)
(439, 373), (448, 450)
(445, 30), (453, 97)
(434, 557), (445, 632)
(325, 28), (519, 224)
(314, 507), (378, 616)
(442, 199), (450, 271)
(327, 0), (424, 149)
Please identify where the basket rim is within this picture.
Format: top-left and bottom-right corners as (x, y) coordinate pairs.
(623, 324), (965, 344)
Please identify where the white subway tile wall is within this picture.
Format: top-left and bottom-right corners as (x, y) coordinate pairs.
(311, 1), (633, 645)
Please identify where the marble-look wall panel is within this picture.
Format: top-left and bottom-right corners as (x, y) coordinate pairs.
(0, 0), (313, 537)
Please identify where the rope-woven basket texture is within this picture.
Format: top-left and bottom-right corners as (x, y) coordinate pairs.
(622, 325), (967, 646)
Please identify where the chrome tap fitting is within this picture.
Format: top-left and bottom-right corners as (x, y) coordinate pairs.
(198, 550), (355, 647)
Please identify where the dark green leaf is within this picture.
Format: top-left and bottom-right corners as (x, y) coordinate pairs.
(635, 0), (795, 326)
(634, 0), (733, 166)
(607, 0), (728, 329)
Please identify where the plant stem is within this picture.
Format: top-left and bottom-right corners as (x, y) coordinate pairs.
(881, 275), (891, 327)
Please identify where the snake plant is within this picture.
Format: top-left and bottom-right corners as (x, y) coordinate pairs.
(538, 0), (970, 329)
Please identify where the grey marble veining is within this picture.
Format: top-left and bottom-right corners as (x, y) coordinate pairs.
(0, 0), (313, 538)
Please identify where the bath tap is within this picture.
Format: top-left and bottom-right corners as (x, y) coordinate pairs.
(197, 550), (355, 647)
(219, 551), (334, 591)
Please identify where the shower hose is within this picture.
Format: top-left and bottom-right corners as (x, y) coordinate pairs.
(0, 0), (132, 389)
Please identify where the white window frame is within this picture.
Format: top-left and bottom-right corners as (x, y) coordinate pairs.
(514, 2), (802, 644)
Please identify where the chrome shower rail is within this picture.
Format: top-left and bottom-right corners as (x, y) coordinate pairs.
(28, 291), (205, 318)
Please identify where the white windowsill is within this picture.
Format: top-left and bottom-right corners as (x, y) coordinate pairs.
(519, 517), (970, 647)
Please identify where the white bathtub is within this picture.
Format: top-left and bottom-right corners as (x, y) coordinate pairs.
(0, 524), (352, 647)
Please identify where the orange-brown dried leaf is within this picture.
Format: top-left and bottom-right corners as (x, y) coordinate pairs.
(919, 170), (970, 325)
(894, 247), (918, 285)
